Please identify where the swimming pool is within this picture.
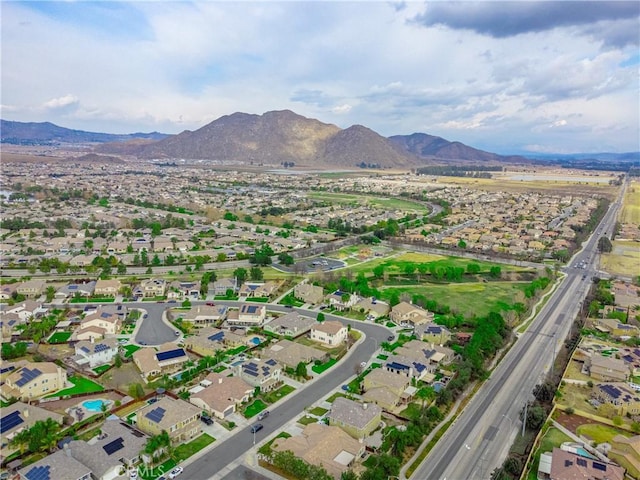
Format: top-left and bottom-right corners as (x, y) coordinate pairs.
(82, 399), (111, 412)
(250, 337), (261, 345)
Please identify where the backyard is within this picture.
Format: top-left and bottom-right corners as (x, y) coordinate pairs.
(47, 375), (104, 398)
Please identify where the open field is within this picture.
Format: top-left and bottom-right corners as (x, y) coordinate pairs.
(621, 182), (640, 225)
(600, 240), (640, 276)
(380, 281), (529, 318)
(306, 191), (428, 213)
(439, 175), (619, 200)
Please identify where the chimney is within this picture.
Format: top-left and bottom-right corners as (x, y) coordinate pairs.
(218, 377), (223, 384)
(23, 409), (29, 418)
(91, 336), (95, 344)
(363, 403), (368, 410)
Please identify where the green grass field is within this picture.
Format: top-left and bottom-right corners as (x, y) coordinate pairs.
(306, 191), (428, 214)
(575, 423), (631, 444)
(92, 364), (111, 375)
(47, 375), (104, 397)
(173, 433), (215, 462)
(262, 384), (295, 404)
(48, 331), (72, 343)
(244, 399), (268, 418)
(122, 344), (142, 358)
(621, 182), (640, 224)
(379, 281), (529, 318)
(311, 358), (337, 374)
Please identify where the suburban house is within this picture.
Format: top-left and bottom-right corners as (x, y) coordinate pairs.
(176, 304), (228, 327)
(211, 277), (238, 296)
(264, 312), (316, 338)
(416, 324), (452, 345)
(134, 278), (167, 298)
(587, 354), (630, 382)
(228, 304), (266, 327)
(94, 279), (122, 297)
(537, 447), (624, 480)
(609, 434), (640, 479)
(16, 279), (46, 298)
(237, 358), (282, 392)
(239, 281), (279, 299)
(72, 338), (119, 369)
(55, 281), (96, 300)
(328, 397), (382, 440)
(18, 449), (92, 480)
(166, 280), (201, 300)
(0, 283), (17, 301)
(396, 340), (455, 367)
(593, 383), (640, 416)
(362, 368), (413, 412)
(65, 419), (148, 480)
(261, 339), (328, 370)
(293, 283), (325, 305)
(0, 362), (67, 401)
(133, 344), (189, 381)
(310, 321), (348, 347)
(73, 310), (122, 341)
(190, 372), (254, 419)
(389, 302), (434, 328)
(0, 402), (64, 454)
(184, 327), (244, 357)
(384, 353), (429, 381)
(136, 396), (201, 444)
(1, 300), (47, 321)
(271, 423), (365, 479)
(325, 291), (358, 311)
(594, 317), (640, 338)
(354, 297), (390, 319)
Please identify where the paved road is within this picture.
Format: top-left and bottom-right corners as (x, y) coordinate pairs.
(412, 185), (625, 479)
(180, 307), (392, 480)
(129, 302), (179, 345)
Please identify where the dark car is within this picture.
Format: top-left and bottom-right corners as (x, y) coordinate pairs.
(250, 423), (264, 434)
(200, 415), (213, 426)
(206, 302), (216, 306)
(387, 335), (395, 341)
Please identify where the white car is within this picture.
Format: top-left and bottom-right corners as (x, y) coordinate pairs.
(129, 470), (138, 480)
(168, 467), (183, 479)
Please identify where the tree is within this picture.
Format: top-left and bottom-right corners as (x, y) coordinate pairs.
(11, 418), (60, 454)
(234, 267), (248, 284)
(250, 266), (264, 281)
(45, 286), (56, 302)
(317, 312), (325, 322)
(522, 403), (546, 430)
(295, 362), (308, 378)
(598, 236), (613, 253)
(372, 265), (385, 279)
(278, 252), (294, 266)
(489, 266), (502, 278)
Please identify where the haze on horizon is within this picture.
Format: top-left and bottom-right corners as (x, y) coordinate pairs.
(1, 1), (639, 155)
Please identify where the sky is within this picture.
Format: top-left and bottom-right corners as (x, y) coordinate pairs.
(2, 1), (639, 155)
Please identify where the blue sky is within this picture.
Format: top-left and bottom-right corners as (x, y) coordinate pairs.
(2, 1), (639, 154)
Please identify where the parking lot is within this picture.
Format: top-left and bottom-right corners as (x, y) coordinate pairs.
(274, 256), (345, 274)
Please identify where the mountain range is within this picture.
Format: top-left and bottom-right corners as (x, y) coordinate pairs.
(3, 112), (528, 168)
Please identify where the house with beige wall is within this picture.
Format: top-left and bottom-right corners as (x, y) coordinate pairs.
(0, 362), (67, 401)
(310, 321), (348, 347)
(136, 396), (201, 444)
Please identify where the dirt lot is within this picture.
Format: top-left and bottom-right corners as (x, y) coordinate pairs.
(98, 362), (147, 393)
(555, 412), (609, 435)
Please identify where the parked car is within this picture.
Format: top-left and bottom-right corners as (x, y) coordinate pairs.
(175, 331), (181, 336)
(200, 415), (214, 425)
(250, 423), (264, 434)
(257, 410), (270, 421)
(129, 470), (138, 479)
(168, 467), (183, 479)
(387, 335), (395, 341)
(206, 302), (215, 306)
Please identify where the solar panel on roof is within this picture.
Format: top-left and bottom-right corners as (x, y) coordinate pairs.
(103, 436), (125, 455)
(94, 343), (110, 352)
(1, 410), (24, 434)
(208, 332), (225, 342)
(101, 312), (110, 318)
(245, 362), (258, 370)
(592, 462), (607, 471)
(266, 359), (277, 366)
(81, 346), (90, 354)
(245, 370), (258, 377)
(0, 365), (16, 374)
(576, 458), (587, 467)
(25, 465), (51, 480)
(156, 349), (186, 361)
(15, 367), (42, 387)
(145, 407), (166, 423)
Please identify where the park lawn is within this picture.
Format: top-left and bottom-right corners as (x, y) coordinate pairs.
(122, 344), (142, 358)
(48, 331), (72, 343)
(48, 375), (104, 397)
(262, 384), (295, 404)
(244, 400), (268, 418)
(576, 423), (631, 444)
(379, 282), (530, 319)
(173, 433), (215, 462)
(312, 358), (337, 374)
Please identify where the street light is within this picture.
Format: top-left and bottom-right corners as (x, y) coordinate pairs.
(502, 414), (513, 429)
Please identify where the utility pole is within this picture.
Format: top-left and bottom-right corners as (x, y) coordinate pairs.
(522, 401), (527, 438)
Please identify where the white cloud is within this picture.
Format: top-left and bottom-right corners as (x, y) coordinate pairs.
(331, 104), (352, 114)
(43, 94), (79, 110)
